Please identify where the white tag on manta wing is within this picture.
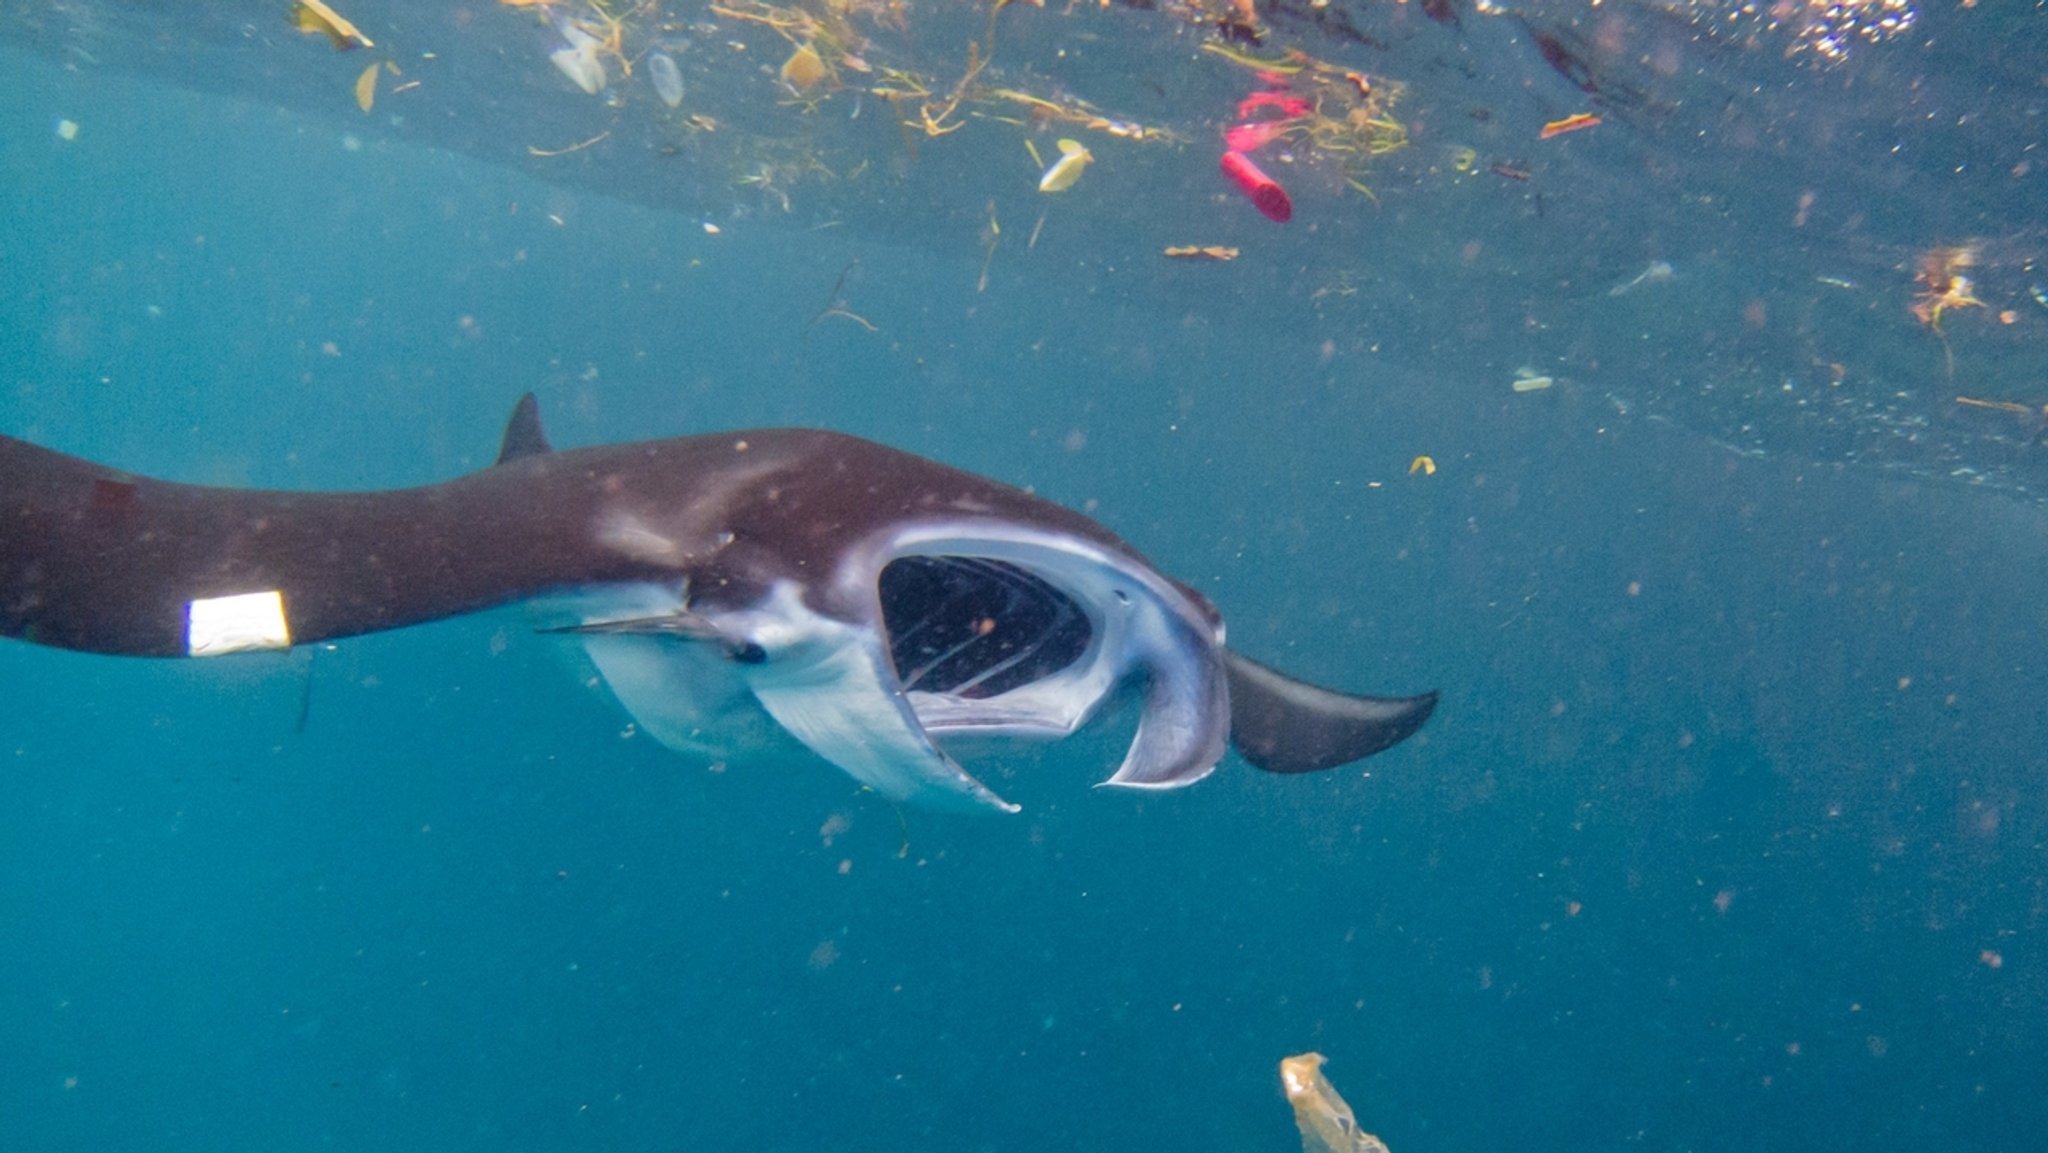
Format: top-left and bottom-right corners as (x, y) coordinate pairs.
(186, 590), (292, 656)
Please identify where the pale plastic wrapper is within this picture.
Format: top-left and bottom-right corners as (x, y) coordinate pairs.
(1280, 1052), (1390, 1153)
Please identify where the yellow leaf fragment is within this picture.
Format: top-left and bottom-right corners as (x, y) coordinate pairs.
(1038, 138), (1092, 192)
(1280, 1053), (1391, 1153)
(290, 0), (372, 50)
(1408, 455), (1436, 475)
(354, 62), (379, 112)
(781, 44), (829, 93)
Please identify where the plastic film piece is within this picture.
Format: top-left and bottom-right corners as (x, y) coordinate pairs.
(1280, 1052), (1391, 1153)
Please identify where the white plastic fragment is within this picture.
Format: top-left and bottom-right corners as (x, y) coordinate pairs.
(548, 13), (607, 95)
(550, 45), (607, 94)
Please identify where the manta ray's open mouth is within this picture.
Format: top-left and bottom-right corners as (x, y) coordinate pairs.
(879, 555), (1093, 701)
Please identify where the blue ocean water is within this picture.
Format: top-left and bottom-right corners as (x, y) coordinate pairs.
(3, 3), (2045, 1151)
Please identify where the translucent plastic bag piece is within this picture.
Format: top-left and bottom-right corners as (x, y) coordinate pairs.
(1279, 1052), (1390, 1153)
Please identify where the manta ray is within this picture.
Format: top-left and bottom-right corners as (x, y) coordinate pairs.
(0, 396), (1434, 813)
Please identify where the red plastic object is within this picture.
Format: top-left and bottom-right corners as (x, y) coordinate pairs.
(1224, 120), (1290, 153)
(1220, 150), (1292, 223)
(1235, 91), (1312, 120)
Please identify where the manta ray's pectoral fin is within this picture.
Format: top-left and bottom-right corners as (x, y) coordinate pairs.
(1223, 650), (1437, 774)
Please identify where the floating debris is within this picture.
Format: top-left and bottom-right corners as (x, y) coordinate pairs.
(1199, 42), (1304, 76)
(354, 62), (379, 112)
(1221, 150), (1291, 222)
(1038, 138), (1093, 192)
(1408, 455), (1436, 475)
(1163, 245), (1240, 261)
(1955, 395), (2040, 417)
(549, 12), (608, 95)
(1609, 259), (1674, 296)
(781, 43), (829, 94)
(527, 129), (611, 158)
(648, 51), (685, 109)
(976, 199), (999, 293)
(1539, 112), (1600, 140)
(1912, 244), (1984, 333)
(1280, 1053), (1390, 1153)
(291, 0), (372, 50)
(1209, 43), (1407, 210)
(54, 118), (79, 141)
(1512, 367), (1555, 392)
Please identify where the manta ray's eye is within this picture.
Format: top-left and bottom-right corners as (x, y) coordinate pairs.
(879, 556), (1091, 698)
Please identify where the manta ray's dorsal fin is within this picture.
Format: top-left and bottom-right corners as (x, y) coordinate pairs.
(496, 392), (553, 465)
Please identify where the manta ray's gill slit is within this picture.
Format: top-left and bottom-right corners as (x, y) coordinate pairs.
(880, 556), (1090, 698)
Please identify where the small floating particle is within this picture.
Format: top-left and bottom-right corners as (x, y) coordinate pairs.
(290, 0), (373, 50)
(1038, 138), (1093, 193)
(1539, 112), (1600, 140)
(1163, 245), (1240, 261)
(702, 221), (721, 234)
(1408, 455), (1436, 475)
(1489, 160), (1530, 180)
(55, 118), (79, 141)
(1512, 368), (1554, 392)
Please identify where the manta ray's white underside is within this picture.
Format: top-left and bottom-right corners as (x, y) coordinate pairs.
(554, 522), (1230, 814)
